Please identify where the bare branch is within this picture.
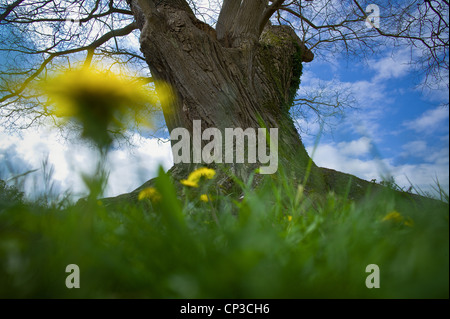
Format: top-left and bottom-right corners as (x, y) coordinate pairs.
(216, 0), (241, 42)
(0, 22), (137, 104)
(0, 0), (25, 23)
(259, 0), (285, 34)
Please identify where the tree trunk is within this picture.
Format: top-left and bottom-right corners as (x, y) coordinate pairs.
(113, 0), (380, 202)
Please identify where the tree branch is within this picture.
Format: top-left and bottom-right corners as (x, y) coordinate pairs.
(0, 22), (137, 104)
(0, 0), (25, 23)
(259, 0), (285, 34)
(1, 2), (132, 23)
(229, 0), (268, 47)
(216, 0), (241, 42)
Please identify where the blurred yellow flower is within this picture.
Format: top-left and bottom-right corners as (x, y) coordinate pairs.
(404, 217), (414, 227)
(180, 167), (216, 188)
(382, 211), (403, 223)
(382, 210), (414, 227)
(200, 194), (211, 202)
(138, 187), (161, 202)
(155, 80), (176, 111)
(287, 215), (293, 222)
(180, 179), (199, 188)
(38, 64), (163, 147)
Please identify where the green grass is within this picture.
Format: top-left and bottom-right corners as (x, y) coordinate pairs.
(0, 166), (448, 298)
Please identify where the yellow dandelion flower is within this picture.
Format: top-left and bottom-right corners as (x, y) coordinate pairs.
(180, 179), (200, 188)
(190, 167), (216, 180)
(180, 167), (216, 188)
(287, 215), (293, 222)
(404, 217), (414, 227)
(382, 211), (403, 223)
(138, 187), (161, 202)
(200, 194), (211, 202)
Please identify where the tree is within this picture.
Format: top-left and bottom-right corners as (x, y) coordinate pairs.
(0, 0), (448, 200)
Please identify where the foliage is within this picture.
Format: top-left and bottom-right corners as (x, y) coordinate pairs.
(0, 179), (24, 208)
(0, 167), (448, 298)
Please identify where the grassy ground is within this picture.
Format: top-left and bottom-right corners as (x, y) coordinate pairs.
(0, 166), (448, 298)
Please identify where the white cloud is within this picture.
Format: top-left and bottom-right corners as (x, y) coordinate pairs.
(295, 118), (322, 138)
(337, 137), (372, 156)
(307, 138), (449, 196)
(346, 80), (390, 106)
(297, 70), (393, 141)
(105, 137), (173, 197)
(299, 72), (388, 105)
(401, 140), (428, 158)
(308, 143), (383, 182)
(300, 52), (415, 143)
(401, 141), (449, 166)
(368, 50), (412, 81)
(0, 127), (173, 200)
(394, 162), (449, 196)
(403, 106), (449, 134)
(426, 147), (450, 166)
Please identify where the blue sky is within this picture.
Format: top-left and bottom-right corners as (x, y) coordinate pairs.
(298, 48), (449, 196)
(0, 1), (448, 200)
